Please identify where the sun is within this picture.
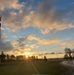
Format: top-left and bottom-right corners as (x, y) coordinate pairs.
(26, 55), (28, 58)
(25, 52), (31, 58)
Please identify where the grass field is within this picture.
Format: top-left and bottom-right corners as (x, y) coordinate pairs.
(0, 60), (69, 75)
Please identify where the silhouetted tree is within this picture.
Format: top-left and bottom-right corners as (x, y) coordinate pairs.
(72, 49), (74, 59)
(0, 51), (6, 63)
(16, 55), (23, 60)
(6, 54), (10, 61)
(64, 48), (72, 61)
(36, 56), (38, 59)
(10, 55), (15, 60)
(64, 53), (69, 60)
(44, 56), (47, 61)
(31, 56), (35, 60)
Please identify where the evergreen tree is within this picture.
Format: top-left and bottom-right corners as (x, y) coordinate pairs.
(0, 51), (6, 63)
(44, 56), (47, 61)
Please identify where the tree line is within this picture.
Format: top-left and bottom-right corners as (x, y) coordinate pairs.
(0, 51), (17, 63)
(1, 48), (74, 63)
(0, 51), (47, 63)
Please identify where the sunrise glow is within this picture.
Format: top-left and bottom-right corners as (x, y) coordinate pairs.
(0, 0), (74, 59)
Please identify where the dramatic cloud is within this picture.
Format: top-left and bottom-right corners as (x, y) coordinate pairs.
(30, 44), (39, 48)
(41, 29), (50, 35)
(0, 0), (74, 54)
(0, 33), (74, 53)
(0, 31), (13, 51)
(60, 42), (74, 47)
(17, 35), (74, 47)
(31, 0), (74, 34)
(17, 36), (27, 44)
(26, 35), (61, 45)
(0, 0), (24, 10)
(0, 0), (74, 33)
(0, 41), (13, 51)
(12, 36), (17, 38)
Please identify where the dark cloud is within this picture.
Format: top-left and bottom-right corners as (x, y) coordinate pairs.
(0, 41), (13, 51)
(37, 0), (72, 23)
(17, 36), (27, 45)
(0, 31), (13, 51)
(0, 40), (13, 51)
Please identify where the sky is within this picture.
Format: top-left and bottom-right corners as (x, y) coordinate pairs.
(0, 0), (74, 58)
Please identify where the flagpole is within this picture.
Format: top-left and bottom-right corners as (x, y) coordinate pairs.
(0, 15), (1, 41)
(0, 15), (2, 44)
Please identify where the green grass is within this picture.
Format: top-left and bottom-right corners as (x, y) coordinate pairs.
(0, 60), (68, 75)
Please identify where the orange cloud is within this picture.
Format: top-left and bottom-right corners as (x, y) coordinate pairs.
(26, 35), (61, 45)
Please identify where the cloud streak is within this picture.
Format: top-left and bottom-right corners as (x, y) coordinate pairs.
(26, 35), (61, 45)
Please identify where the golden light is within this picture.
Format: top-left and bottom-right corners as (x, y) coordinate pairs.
(26, 55), (28, 58)
(25, 52), (31, 59)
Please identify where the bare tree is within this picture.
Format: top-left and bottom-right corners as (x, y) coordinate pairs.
(64, 53), (69, 60)
(72, 49), (74, 59)
(64, 48), (72, 61)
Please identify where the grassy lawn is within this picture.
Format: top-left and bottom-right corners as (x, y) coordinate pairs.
(0, 60), (69, 75)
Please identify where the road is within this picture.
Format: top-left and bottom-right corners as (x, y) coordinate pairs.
(61, 60), (74, 75)
(0, 61), (38, 75)
(0, 60), (68, 75)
